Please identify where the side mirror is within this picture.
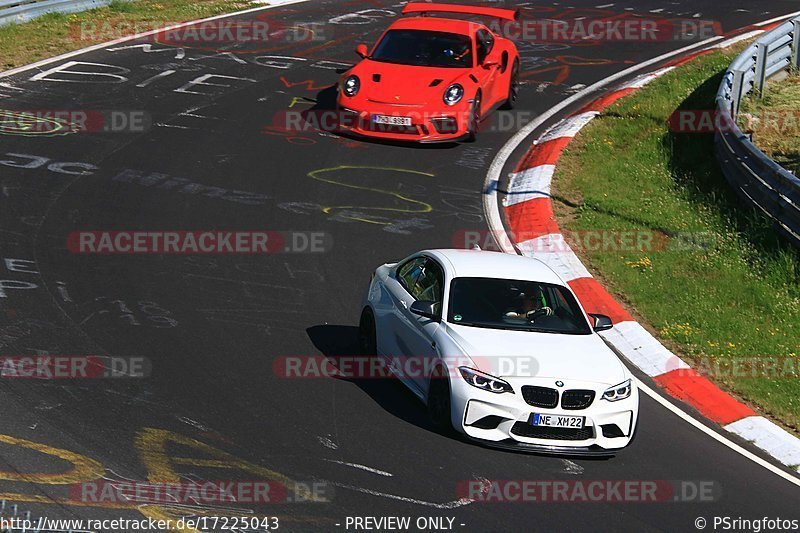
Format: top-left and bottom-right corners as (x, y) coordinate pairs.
(410, 301), (439, 321)
(482, 59), (499, 69)
(589, 313), (614, 332)
(355, 44), (369, 58)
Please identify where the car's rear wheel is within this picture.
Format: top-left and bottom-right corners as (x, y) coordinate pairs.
(358, 308), (377, 356)
(502, 59), (520, 110)
(427, 366), (454, 434)
(465, 92), (481, 142)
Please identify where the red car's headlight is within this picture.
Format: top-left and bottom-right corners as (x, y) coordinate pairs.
(343, 75), (360, 97)
(443, 83), (464, 106)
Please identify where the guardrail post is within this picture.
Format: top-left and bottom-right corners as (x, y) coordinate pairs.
(793, 18), (800, 70)
(755, 43), (769, 97)
(731, 69), (745, 117)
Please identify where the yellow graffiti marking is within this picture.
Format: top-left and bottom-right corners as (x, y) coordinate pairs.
(0, 434), (103, 484)
(288, 96), (314, 108)
(0, 430), (328, 533)
(135, 428), (322, 501)
(308, 166), (434, 225)
(0, 110), (78, 137)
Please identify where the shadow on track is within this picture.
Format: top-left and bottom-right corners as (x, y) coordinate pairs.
(306, 324), (438, 432)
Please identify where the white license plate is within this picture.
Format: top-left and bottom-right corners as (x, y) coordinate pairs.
(372, 114), (412, 126)
(532, 413), (584, 429)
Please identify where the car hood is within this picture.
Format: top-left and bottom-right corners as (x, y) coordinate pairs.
(443, 323), (627, 386)
(349, 60), (472, 105)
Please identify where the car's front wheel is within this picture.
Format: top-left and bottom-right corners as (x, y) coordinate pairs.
(358, 308), (377, 356)
(427, 366), (454, 434)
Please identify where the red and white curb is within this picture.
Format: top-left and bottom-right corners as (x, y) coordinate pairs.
(500, 65), (800, 471)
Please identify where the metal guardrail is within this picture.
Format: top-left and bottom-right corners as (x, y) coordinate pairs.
(0, 0), (113, 27)
(715, 17), (800, 247)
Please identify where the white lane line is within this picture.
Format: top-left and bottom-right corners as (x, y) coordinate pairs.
(330, 482), (473, 509)
(636, 379), (800, 487)
(755, 10), (800, 26)
(324, 459), (393, 477)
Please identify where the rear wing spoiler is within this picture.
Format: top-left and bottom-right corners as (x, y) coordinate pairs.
(401, 3), (520, 22)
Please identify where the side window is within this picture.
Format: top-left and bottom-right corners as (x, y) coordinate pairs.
(397, 257), (427, 295)
(548, 286), (576, 319)
(476, 29), (494, 65)
(416, 259), (444, 304)
(396, 257), (444, 306)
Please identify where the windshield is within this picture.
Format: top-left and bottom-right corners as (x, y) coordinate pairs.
(370, 29), (473, 68)
(447, 277), (592, 335)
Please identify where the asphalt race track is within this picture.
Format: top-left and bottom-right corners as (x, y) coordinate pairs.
(0, 0), (799, 531)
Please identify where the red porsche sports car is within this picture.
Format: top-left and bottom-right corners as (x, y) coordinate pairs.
(336, 3), (520, 143)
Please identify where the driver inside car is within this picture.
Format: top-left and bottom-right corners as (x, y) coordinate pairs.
(504, 286), (554, 320)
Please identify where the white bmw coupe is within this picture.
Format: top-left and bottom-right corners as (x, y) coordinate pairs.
(359, 249), (639, 455)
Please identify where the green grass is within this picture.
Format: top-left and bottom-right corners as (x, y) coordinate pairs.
(740, 73), (800, 174)
(554, 47), (800, 432)
(0, 0), (257, 72)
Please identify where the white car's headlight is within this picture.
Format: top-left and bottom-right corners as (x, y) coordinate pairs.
(343, 75), (360, 97)
(443, 83), (464, 106)
(459, 367), (513, 394)
(602, 379), (632, 402)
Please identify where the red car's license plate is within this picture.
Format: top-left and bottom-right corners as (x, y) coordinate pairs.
(372, 114), (412, 126)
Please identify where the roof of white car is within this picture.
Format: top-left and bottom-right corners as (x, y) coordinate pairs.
(426, 249), (566, 285)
